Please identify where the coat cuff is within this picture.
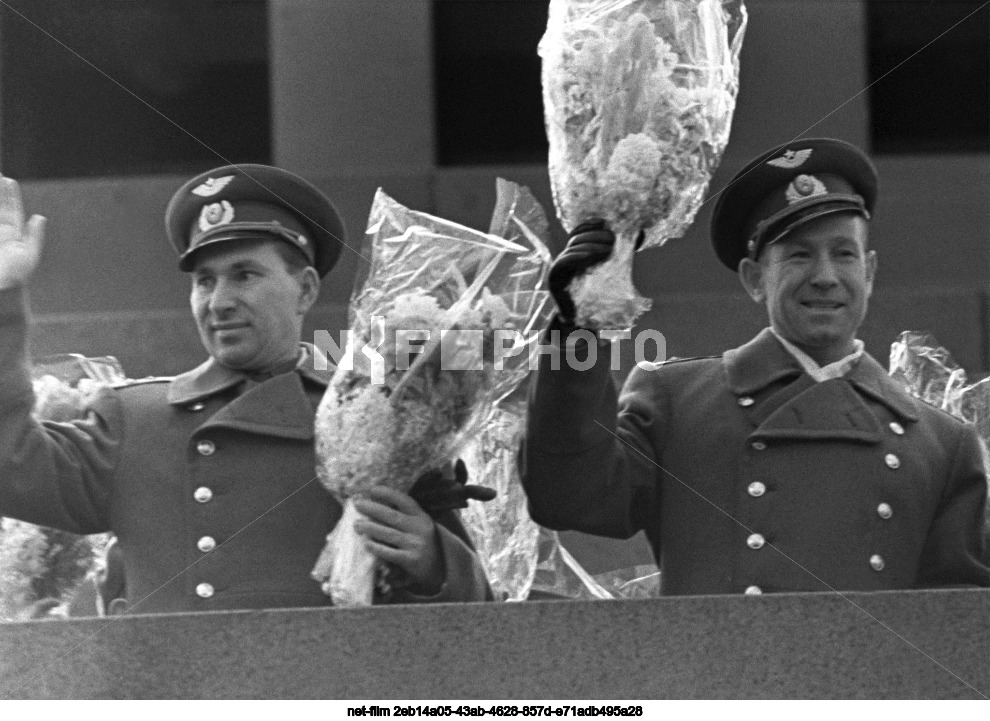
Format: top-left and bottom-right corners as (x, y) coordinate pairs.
(390, 524), (492, 604)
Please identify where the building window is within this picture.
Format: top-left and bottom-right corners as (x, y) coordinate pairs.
(867, 0), (989, 154)
(433, 0), (549, 166)
(0, 0), (271, 179)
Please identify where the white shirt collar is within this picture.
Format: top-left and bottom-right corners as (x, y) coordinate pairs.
(770, 328), (865, 383)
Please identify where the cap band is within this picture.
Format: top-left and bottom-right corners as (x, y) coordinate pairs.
(179, 201), (316, 270)
(746, 195), (868, 259)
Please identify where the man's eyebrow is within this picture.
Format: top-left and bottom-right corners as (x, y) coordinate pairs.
(228, 259), (267, 271)
(194, 258), (267, 275)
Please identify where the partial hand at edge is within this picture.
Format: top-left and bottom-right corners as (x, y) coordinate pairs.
(0, 176), (46, 290)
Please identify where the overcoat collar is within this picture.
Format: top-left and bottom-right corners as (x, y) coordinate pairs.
(167, 343), (334, 405)
(167, 344), (335, 440)
(724, 328), (920, 425)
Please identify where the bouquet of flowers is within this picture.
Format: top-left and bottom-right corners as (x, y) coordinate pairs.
(541, 0), (747, 328)
(0, 355), (120, 621)
(311, 180), (553, 606)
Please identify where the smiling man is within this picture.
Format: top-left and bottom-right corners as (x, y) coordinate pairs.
(0, 165), (492, 613)
(522, 138), (989, 595)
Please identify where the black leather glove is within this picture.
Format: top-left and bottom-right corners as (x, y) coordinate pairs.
(409, 459), (497, 515)
(548, 219), (616, 323)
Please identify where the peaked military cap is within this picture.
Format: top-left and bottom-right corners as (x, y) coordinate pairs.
(165, 164), (346, 278)
(711, 138), (879, 271)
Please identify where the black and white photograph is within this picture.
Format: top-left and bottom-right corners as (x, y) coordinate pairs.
(0, 0), (987, 705)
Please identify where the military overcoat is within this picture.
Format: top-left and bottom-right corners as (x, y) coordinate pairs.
(0, 288), (491, 612)
(522, 328), (989, 595)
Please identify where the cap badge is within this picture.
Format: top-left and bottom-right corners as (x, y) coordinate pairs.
(191, 175), (235, 197)
(785, 174), (828, 205)
(198, 200), (235, 232)
(767, 148), (812, 169)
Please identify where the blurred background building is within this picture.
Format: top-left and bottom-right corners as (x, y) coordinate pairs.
(1, 0), (987, 571)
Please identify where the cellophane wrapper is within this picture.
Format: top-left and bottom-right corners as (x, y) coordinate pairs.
(889, 331), (990, 458)
(460, 398), (540, 602)
(312, 180), (553, 606)
(0, 355), (121, 621)
(462, 391), (659, 602)
(541, 0), (747, 328)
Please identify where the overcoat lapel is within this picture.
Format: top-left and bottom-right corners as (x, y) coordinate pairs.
(754, 379), (882, 442)
(166, 345), (333, 440)
(198, 372), (317, 439)
(724, 328), (918, 442)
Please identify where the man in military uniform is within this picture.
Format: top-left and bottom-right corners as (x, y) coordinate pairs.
(521, 138), (989, 595)
(0, 165), (492, 613)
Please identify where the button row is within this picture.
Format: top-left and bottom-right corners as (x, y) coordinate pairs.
(744, 552), (887, 595)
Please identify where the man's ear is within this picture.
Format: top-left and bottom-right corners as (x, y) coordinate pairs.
(864, 249), (878, 296)
(738, 257), (766, 304)
(296, 266), (321, 314)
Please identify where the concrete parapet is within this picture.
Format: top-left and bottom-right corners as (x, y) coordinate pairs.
(0, 589), (987, 699)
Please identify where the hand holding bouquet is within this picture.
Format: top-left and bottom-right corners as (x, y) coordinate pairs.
(311, 181), (552, 606)
(541, 0), (747, 328)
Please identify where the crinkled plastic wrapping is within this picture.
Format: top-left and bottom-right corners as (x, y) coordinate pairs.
(312, 180), (553, 606)
(460, 399), (541, 602)
(541, 0), (747, 328)
(889, 331), (990, 447)
(462, 393), (660, 602)
(592, 564), (662, 599)
(529, 530), (614, 600)
(0, 355), (122, 621)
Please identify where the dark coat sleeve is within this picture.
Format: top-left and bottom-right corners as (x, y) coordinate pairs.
(0, 287), (119, 534)
(520, 326), (662, 540)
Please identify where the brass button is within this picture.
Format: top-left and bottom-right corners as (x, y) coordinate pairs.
(738, 396), (754, 407)
(195, 582), (215, 598)
(197, 536), (217, 553)
(869, 554), (885, 572)
(744, 585), (763, 596)
(746, 533), (765, 550)
(751, 441), (767, 451)
(748, 482), (766, 497)
(197, 440), (216, 456)
(889, 422), (904, 435)
(189, 402), (206, 412)
(193, 486), (213, 503)
(884, 453), (900, 469)
(877, 503), (893, 520)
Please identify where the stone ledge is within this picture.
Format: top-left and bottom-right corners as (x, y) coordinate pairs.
(1, 588), (987, 699)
